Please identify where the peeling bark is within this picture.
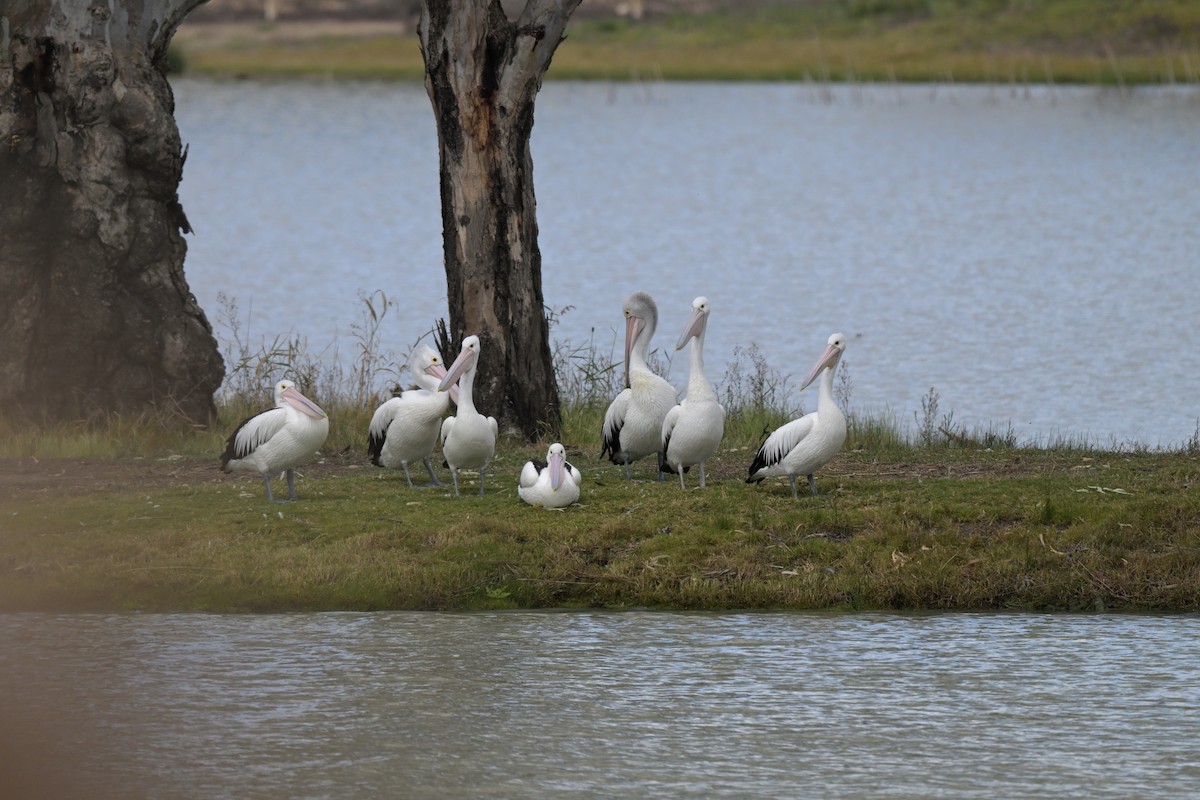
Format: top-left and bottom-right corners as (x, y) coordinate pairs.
(419, 0), (579, 440)
(0, 0), (223, 423)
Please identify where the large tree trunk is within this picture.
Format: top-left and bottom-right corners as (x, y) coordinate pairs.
(0, 0), (223, 424)
(419, 0), (579, 441)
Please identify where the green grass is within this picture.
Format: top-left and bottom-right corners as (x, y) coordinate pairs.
(5, 290), (1198, 614)
(172, 1), (1200, 84)
(4, 407), (1199, 613)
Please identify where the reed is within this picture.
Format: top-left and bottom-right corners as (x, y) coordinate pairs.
(3, 290), (1194, 459)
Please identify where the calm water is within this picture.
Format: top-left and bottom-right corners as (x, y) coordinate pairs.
(3, 611), (1199, 798)
(171, 80), (1200, 447)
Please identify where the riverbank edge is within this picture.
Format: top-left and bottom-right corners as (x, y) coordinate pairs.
(169, 11), (1200, 85)
(4, 445), (1199, 615)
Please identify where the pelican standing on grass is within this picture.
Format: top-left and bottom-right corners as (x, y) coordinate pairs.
(746, 333), (847, 498)
(367, 344), (460, 488)
(220, 379), (329, 503)
(518, 443), (583, 508)
(438, 335), (498, 496)
(600, 291), (678, 480)
(661, 296), (725, 489)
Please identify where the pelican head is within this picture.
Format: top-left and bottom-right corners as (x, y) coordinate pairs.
(439, 335), (480, 393)
(413, 344), (459, 403)
(622, 291), (659, 388)
(411, 344), (447, 382)
(276, 380), (327, 419)
(676, 296), (711, 351)
(799, 332), (846, 391)
(547, 442), (567, 491)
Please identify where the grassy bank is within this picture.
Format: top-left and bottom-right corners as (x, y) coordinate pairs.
(172, 0), (1200, 84)
(4, 403), (1199, 614)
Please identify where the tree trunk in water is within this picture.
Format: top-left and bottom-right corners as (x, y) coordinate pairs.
(419, 0), (579, 441)
(0, 0), (224, 423)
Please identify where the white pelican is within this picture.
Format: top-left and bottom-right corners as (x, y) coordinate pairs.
(220, 379), (329, 503)
(518, 443), (583, 508)
(746, 333), (848, 498)
(661, 296), (725, 489)
(438, 335), (498, 496)
(366, 344), (460, 488)
(600, 291), (677, 480)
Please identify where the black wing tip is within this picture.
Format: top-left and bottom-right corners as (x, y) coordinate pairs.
(367, 432), (385, 463)
(600, 435), (622, 464)
(747, 446), (770, 477)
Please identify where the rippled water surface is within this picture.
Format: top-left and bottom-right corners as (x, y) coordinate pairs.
(3, 611), (1200, 798)
(172, 80), (1200, 446)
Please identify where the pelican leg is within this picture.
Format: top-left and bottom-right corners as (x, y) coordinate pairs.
(421, 457), (446, 487)
(698, 463), (706, 489)
(450, 468), (460, 496)
(656, 452), (666, 482)
(678, 467), (686, 490)
(807, 474), (818, 496)
(261, 471), (277, 503)
(788, 475), (798, 499)
(285, 468), (298, 501)
(400, 463), (417, 490)
(478, 467), (487, 496)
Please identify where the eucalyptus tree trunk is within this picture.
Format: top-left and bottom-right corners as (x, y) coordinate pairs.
(0, 0), (224, 423)
(419, 0), (580, 440)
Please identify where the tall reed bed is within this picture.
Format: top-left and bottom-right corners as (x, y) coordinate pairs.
(4, 293), (1197, 459)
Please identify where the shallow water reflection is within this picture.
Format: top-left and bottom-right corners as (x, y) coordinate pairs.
(3, 611), (1200, 798)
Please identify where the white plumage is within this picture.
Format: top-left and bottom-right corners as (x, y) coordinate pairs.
(438, 335), (499, 496)
(366, 344), (459, 488)
(747, 333), (848, 498)
(221, 379), (329, 502)
(662, 296), (725, 489)
(518, 443), (582, 509)
(600, 291), (678, 480)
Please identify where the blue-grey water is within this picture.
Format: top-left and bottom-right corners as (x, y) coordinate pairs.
(171, 80), (1200, 447)
(3, 611), (1199, 798)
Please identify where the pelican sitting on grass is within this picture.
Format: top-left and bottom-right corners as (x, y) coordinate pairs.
(367, 344), (460, 488)
(518, 443), (583, 509)
(661, 296), (725, 489)
(746, 333), (848, 498)
(438, 335), (498, 496)
(220, 379), (329, 503)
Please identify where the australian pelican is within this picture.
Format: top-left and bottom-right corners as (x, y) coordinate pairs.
(367, 344), (460, 488)
(220, 379), (329, 502)
(747, 333), (847, 498)
(661, 296), (725, 489)
(600, 291), (677, 479)
(438, 335), (498, 496)
(518, 443), (583, 508)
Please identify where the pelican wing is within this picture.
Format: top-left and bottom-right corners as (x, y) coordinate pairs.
(520, 459), (544, 489)
(748, 414), (816, 476)
(487, 416), (498, 441)
(440, 415), (456, 446)
(600, 388), (631, 462)
(367, 397), (403, 463)
(224, 407), (288, 463)
(661, 403), (682, 452)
